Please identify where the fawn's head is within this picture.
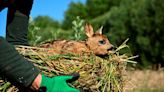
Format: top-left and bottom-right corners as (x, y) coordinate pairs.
(85, 24), (113, 55)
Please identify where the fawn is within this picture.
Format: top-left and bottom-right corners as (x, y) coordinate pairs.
(40, 24), (113, 56)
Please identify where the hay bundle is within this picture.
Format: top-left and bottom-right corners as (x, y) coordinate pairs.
(0, 39), (136, 92)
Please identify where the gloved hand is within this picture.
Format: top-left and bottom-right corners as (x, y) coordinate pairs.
(38, 73), (80, 92)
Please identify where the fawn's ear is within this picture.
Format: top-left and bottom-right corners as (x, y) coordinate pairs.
(85, 24), (94, 37)
(95, 26), (103, 34)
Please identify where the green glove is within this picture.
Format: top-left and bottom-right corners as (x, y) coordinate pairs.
(39, 73), (80, 92)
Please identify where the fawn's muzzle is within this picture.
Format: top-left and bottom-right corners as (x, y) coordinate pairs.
(107, 46), (114, 51)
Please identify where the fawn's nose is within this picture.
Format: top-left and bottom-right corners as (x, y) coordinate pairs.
(107, 45), (114, 51)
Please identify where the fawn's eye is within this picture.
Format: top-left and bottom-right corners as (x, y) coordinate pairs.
(99, 40), (106, 45)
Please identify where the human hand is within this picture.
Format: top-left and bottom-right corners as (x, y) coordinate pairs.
(38, 73), (80, 92)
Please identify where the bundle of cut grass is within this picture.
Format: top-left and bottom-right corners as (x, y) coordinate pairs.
(0, 39), (137, 92)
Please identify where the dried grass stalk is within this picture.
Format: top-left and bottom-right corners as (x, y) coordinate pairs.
(0, 39), (136, 92)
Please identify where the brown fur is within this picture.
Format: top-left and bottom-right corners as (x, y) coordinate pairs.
(39, 24), (113, 55)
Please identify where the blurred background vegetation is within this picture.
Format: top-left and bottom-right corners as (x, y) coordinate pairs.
(28, 0), (164, 69)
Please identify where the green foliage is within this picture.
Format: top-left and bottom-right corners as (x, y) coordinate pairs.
(72, 16), (85, 40)
(28, 0), (164, 68)
(28, 18), (41, 46)
(28, 16), (77, 46)
(62, 2), (87, 29)
(34, 16), (60, 28)
(62, 0), (121, 29)
(28, 16), (61, 45)
(93, 0), (164, 68)
(86, 0), (121, 19)
(62, 0), (164, 68)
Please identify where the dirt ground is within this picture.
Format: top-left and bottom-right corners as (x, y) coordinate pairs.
(123, 70), (164, 92)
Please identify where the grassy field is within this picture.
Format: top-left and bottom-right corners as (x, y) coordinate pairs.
(124, 70), (164, 92)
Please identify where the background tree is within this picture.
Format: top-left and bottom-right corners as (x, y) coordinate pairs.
(62, 2), (87, 29)
(86, 0), (121, 19)
(28, 16), (62, 45)
(90, 0), (164, 68)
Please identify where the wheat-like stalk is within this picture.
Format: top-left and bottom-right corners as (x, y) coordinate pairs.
(0, 39), (136, 92)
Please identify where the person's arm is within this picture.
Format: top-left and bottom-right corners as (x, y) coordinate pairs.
(0, 0), (14, 11)
(0, 37), (40, 87)
(0, 37), (80, 92)
(6, 0), (34, 45)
